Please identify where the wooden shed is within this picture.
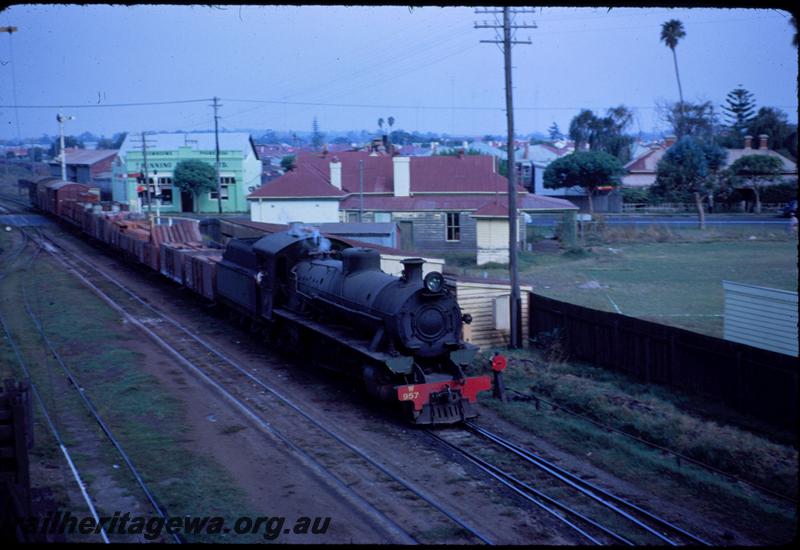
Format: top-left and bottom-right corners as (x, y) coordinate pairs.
(446, 275), (532, 349)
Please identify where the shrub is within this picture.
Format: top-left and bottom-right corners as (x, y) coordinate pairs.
(761, 180), (798, 203)
(621, 187), (651, 203)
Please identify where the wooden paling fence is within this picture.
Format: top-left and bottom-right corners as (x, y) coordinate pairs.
(528, 293), (798, 430)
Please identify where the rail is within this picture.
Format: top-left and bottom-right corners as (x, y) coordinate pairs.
(26, 228), (495, 545)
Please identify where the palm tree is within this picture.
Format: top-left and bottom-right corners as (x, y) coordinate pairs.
(660, 19), (686, 120)
(377, 118), (384, 134)
(387, 116), (395, 153)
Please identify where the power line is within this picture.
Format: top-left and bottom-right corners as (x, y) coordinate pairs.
(4, 98), (796, 114)
(0, 98), (211, 109)
(474, 6), (534, 350)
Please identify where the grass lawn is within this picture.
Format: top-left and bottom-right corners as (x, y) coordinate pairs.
(0, 229), (259, 542)
(455, 234), (798, 337)
(470, 346), (797, 545)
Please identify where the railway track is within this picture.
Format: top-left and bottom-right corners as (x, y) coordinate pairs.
(0, 231), (111, 543)
(426, 422), (710, 546)
(16, 231), (183, 543)
(23, 227), (498, 545)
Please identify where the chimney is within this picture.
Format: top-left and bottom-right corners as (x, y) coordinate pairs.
(401, 258), (424, 283)
(664, 135), (676, 148)
(330, 158), (342, 190)
(744, 135), (753, 149)
(393, 156), (410, 197)
(758, 134), (768, 150)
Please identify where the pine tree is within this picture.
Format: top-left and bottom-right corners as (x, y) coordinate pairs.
(722, 86), (756, 140)
(548, 122), (563, 142)
(311, 116), (324, 150)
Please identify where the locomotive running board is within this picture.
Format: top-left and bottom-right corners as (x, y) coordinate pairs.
(273, 308), (414, 374)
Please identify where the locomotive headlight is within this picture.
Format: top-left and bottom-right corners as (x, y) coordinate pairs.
(423, 271), (444, 293)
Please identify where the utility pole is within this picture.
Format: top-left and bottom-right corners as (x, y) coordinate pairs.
(56, 113), (75, 181)
(133, 132), (156, 216)
(1, 26), (21, 142)
(212, 96), (223, 214)
(475, 7), (536, 349)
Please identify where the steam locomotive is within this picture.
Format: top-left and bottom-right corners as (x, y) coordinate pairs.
(24, 176), (491, 424)
(215, 226), (491, 424)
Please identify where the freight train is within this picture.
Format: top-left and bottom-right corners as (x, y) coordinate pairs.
(24, 178), (492, 424)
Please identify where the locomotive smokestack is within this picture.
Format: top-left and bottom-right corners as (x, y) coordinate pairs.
(401, 258), (424, 283)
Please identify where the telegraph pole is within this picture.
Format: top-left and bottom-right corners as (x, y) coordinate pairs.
(56, 113), (75, 181)
(475, 7), (536, 349)
(1, 26), (21, 142)
(141, 132), (152, 215)
(133, 132), (156, 216)
(212, 96), (223, 214)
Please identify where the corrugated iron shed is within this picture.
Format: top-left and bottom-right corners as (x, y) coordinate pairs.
(723, 281), (798, 357)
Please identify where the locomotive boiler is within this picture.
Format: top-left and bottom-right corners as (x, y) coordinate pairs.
(215, 226), (491, 424)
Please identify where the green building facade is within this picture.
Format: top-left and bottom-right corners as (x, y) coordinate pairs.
(112, 132), (261, 214)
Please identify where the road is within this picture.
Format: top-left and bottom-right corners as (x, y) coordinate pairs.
(528, 213), (793, 227)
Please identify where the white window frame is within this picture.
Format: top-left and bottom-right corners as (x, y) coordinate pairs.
(446, 212), (461, 242)
(209, 184), (230, 201)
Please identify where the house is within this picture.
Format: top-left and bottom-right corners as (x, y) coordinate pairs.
(247, 151), (578, 261)
(623, 134), (797, 191)
(724, 134), (797, 180)
(48, 148), (118, 185)
(622, 136), (677, 188)
(112, 132), (261, 214)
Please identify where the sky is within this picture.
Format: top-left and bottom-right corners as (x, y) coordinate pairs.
(0, 4), (797, 142)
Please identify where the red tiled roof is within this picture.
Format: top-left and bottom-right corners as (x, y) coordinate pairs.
(245, 152), (577, 213)
(408, 155), (512, 193)
(248, 164), (345, 198)
(624, 143), (670, 172)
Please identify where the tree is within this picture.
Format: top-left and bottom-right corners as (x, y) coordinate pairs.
(96, 137), (115, 149)
(548, 122), (563, 142)
(721, 86), (756, 144)
(726, 154), (784, 214)
(568, 109), (595, 151)
(435, 148), (482, 157)
(387, 116), (395, 151)
(652, 136), (726, 228)
(48, 136), (84, 158)
(173, 159), (216, 213)
(377, 118), (384, 134)
(593, 105), (635, 163)
(567, 106), (634, 162)
(280, 155), (296, 172)
(660, 19), (686, 120)
(390, 129), (413, 146)
(543, 151), (625, 214)
(311, 117), (324, 150)
(657, 99), (718, 140)
(746, 107), (798, 161)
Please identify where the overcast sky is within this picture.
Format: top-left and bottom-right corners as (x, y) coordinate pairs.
(0, 4), (796, 142)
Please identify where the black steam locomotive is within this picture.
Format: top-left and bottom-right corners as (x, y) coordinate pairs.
(215, 226), (491, 424)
